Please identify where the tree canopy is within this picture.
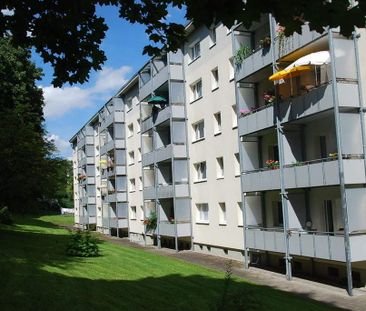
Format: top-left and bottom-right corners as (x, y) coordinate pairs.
(1, 0), (365, 86)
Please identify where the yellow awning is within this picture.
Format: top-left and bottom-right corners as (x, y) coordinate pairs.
(269, 65), (312, 81)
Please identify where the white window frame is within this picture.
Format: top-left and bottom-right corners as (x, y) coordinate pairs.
(127, 123), (134, 137)
(137, 148), (142, 162)
(234, 153), (240, 176)
(126, 97), (133, 111)
(232, 104), (238, 128)
(237, 202), (243, 226)
(128, 151), (135, 165)
(196, 203), (209, 223)
(214, 112), (222, 135)
(229, 57), (235, 81)
(189, 41), (201, 61)
(193, 120), (205, 142)
(140, 205), (144, 221)
(209, 27), (217, 47)
(190, 79), (202, 102)
(211, 67), (219, 90)
(139, 176), (143, 191)
(216, 157), (224, 179)
(219, 202), (227, 225)
(136, 118), (141, 133)
(194, 161), (207, 182)
(129, 178), (136, 192)
(130, 206), (137, 220)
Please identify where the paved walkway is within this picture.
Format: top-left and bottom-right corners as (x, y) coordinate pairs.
(99, 235), (366, 311)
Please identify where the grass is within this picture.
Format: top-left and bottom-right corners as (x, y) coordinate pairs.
(0, 214), (340, 311)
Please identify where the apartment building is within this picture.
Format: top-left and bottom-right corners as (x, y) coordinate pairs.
(70, 17), (366, 293)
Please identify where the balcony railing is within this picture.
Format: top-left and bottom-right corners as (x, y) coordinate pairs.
(246, 226), (366, 262)
(242, 155), (365, 192)
(159, 221), (191, 237)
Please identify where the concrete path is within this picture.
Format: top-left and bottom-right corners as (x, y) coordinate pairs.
(99, 235), (366, 311)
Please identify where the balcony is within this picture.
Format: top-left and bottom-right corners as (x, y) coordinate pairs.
(275, 25), (324, 60)
(80, 215), (96, 224)
(142, 144), (187, 166)
(143, 184), (189, 200)
(109, 217), (128, 228)
(139, 65), (169, 101)
(242, 156), (365, 192)
(238, 81), (359, 137)
(105, 192), (127, 203)
(246, 227), (366, 262)
(159, 221), (191, 237)
(100, 140), (114, 155)
(141, 105), (185, 133)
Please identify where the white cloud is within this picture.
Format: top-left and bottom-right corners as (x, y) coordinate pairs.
(47, 134), (70, 153)
(43, 65), (132, 118)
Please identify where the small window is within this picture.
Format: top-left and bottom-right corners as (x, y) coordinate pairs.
(196, 203), (209, 223)
(137, 148), (142, 162)
(189, 41), (201, 61)
(194, 161), (207, 182)
(193, 120), (205, 141)
(214, 112), (222, 135)
(140, 205), (144, 221)
(128, 151), (135, 165)
(136, 118), (141, 133)
(211, 67), (219, 90)
(191, 79), (202, 102)
(129, 178), (136, 192)
(209, 27), (217, 47)
(216, 157), (224, 179)
(237, 202), (243, 226)
(231, 105), (238, 128)
(139, 176), (143, 191)
(229, 57), (235, 81)
(130, 206), (137, 219)
(234, 153), (240, 176)
(126, 97), (133, 111)
(219, 202), (227, 225)
(127, 123), (134, 137)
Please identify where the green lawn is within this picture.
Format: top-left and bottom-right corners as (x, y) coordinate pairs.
(0, 215), (340, 311)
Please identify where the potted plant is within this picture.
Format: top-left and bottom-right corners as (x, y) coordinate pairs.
(234, 44), (252, 65)
(265, 160), (279, 170)
(263, 91), (276, 105)
(259, 36), (271, 49)
(144, 211), (157, 232)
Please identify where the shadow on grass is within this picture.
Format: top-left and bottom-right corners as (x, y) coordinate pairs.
(0, 217), (344, 311)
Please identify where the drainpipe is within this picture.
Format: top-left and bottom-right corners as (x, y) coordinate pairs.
(352, 31), (366, 179)
(328, 29), (353, 296)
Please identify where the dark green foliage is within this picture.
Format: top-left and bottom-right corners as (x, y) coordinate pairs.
(67, 230), (100, 257)
(0, 206), (13, 225)
(144, 211), (157, 233)
(1, 1), (365, 86)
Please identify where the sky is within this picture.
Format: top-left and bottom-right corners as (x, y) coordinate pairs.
(34, 5), (185, 159)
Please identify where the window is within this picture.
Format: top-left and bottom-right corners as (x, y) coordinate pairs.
(273, 201), (283, 227)
(216, 157), (224, 178)
(234, 153), (240, 176)
(140, 205), (144, 221)
(231, 105), (237, 128)
(196, 203), (209, 223)
(237, 202), (243, 226)
(214, 112), (222, 135)
(211, 68), (219, 90)
(126, 97), (133, 111)
(130, 206), (137, 219)
(193, 120), (205, 141)
(209, 27), (217, 47)
(129, 178), (136, 192)
(136, 118), (141, 133)
(190, 79), (202, 102)
(128, 151), (135, 165)
(189, 41), (201, 61)
(127, 123), (134, 137)
(194, 161), (207, 182)
(219, 202), (227, 225)
(137, 148), (142, 162)
(139, 176), (143, 191)
(229, 57), (235, 81)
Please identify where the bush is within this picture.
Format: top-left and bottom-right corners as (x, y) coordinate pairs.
(66, 230), (100, 257)
(0, 206), (13, 225)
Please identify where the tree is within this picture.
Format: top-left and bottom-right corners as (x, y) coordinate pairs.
(1, 0), (365, 86)
(0, 37), (58, 213)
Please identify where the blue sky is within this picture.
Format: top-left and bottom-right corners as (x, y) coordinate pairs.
(34, 5), (185, 159)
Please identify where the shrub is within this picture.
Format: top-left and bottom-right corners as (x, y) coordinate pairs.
(66, 230), (100, 257)
(0, 206), (13, 225)
(143, 211), (157, 233)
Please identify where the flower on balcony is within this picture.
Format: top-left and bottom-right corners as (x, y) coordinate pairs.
(259, 36), (271, 49)
(144, 211), (157, 232)
(265, 160), (279, 169)
(263, 91), (276, 105)
(276, 25), (285, 34)
(78, 174), (87, 181)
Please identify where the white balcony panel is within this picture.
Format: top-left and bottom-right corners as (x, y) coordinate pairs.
(116, 192), (127, 202)
(114, 112), (124, 123)
(87, 157), (95, 165)
(175, 184), (189, 197)
(143, 186), (156, 200)
(115, 139), (125, 149)
(118, 218), (128, 228)
(157, 185), (174, 198)
(85, 136), (94, 145)
(142, 151), (155, 166)
(115, 166), (126, 175)
(139, 79), (153, 101)
(238, 105), (274, 137)
(344, 159), (366, 184)
(159, 222), (190, 237)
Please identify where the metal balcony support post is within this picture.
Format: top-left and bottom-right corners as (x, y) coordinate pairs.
(276, 122), (292, 281)
(243, 193), (249, 270)
(328, 29), (353, 296)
